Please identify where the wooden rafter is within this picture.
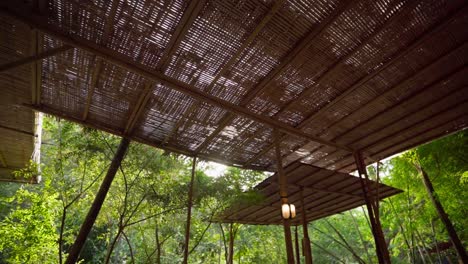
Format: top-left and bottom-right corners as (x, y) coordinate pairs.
(242, 5), (467, 167)
(194, 0), (352, 153)
(127, 0), (205, 140)
(291, 4), (468, 129)
(0, 3), (355, 153)
(0, 124), (36, 137)
(158, 0), (206, 70)
(24, 104), (270, 171)
(81, 0), (119, 121)
(30, 29), (43, 105)
(0, 45), (71, 73)
(82, 58), (103, 121)
(166, 0), (288, 146)
(283, 47), (467, 169)
(124, 82), (154, 134)
(332, 101), (468, 172)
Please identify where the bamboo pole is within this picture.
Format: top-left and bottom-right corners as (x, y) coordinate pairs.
(0, 45), (72, 73)
(65, 137), (130, 264)
(274, 130), (295, 264)
(295, 226), (301, 264)
(300, 189), (313, 264)
(353, 151), (390, 264)
(182, 157), (197, 264)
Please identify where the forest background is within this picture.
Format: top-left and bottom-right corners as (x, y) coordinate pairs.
(0, 116), (466, 263)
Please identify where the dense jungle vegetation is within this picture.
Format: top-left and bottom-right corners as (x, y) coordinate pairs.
(0, 117), (466, 263)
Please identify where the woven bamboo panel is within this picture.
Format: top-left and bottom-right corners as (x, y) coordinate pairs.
(215, 162), (401, 225)
(0, 0), (466, 173)
(0, 15), (40, 183)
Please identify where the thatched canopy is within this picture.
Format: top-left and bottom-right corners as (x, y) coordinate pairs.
(0, 24), (41, 183)
(215, 162), (401, 225)
(0, 0), (467, 174)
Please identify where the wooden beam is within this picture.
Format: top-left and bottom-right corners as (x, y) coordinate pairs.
(65, 137), (130, 264)
(158, 0), (206, 70)
(194, 0), (352, 153)
(336, 113), (468, 172)
(81, 0), (119, 121)
(169, 0), (287, 147)
(25, 104), (269, 172)
(128, 0), (205, 140)
(0, 3), (355, 152)
(284, 47), (467, 169)
(332, 94), (468, 172)
(253, 176), (362, 223)
(206, 0), (287, 94)
(0, 124), (36, 137)
(0, 45), (71, 73)
(82, 58), (103, 121)
(30, 29), (43, 105)
(275, 130), (295, 264)
(242, 5), (467, 167)
(124, 81), (154, 134)
(290, 4), (468, 129)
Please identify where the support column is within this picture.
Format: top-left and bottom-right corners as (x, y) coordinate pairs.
(183, 157), (197, 264)
(300, 189), (313, 264)
(295, 226), (301, 264)
(353, 151), (390, 264)
(274, 130), (295, 264)
(66, 137), (131, 264)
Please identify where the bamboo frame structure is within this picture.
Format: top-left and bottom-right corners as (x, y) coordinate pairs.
(1, 0), (467, 261)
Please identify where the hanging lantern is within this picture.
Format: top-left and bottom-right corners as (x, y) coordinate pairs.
(281, 203), (296, 219)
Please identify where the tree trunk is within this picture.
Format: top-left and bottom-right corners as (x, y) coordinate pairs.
(354, 151), (391, 264)
(105, 229), (122, 264)
(182, 157), (197, 264)
(65, 137), (130, 264)
(155, 222), (161, 264)
(228, 223), (235, 264)
(419, 167), (468, 262)
(430, 219), (443, 264)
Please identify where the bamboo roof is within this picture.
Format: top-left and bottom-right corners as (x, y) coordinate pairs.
(215, 162), (401, 225)
(0, 20), (41, 183)
(0, 0), (467, 173)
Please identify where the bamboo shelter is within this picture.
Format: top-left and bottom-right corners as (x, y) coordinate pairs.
(214, 161), (402, 263)
(0, 24), (42, 183)
(215, 162), (401, 225)
(0, 0), (467, 263)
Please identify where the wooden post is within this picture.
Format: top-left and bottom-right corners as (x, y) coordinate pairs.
(420, 167), (468, 262)
(274, 129), (295, 264)
(300, 189), (313, 264)
(283, 219), (295, 264)
(182, 157), (197, 264)
(295, 226), (301, 264)
(65, 137), (130, 264)
(353, 151), (391, 264)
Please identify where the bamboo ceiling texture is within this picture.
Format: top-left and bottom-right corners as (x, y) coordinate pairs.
(0, 0), (467, 173)
(0, 21), (41, 183)
(215, 162), (401, 225)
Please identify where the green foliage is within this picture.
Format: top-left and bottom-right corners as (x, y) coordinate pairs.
(0, 117), (465, 263)
(0, 181), (59, 263)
